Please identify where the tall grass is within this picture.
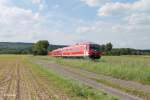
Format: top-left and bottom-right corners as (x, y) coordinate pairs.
(37, 56), (150, 85)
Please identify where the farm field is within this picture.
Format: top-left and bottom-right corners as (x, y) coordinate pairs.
(34, 55), (150, 99)
(0, 55), (116, 100)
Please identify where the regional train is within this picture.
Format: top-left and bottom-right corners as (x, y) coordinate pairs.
(48, 42), (102, 59)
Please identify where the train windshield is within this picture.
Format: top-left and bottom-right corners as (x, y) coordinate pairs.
(90, 44), (100, 51)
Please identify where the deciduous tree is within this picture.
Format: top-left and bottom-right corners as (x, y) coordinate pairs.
(32, 40), (49, 55)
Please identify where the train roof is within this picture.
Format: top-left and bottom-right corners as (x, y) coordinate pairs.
(49, 42), (100, 52)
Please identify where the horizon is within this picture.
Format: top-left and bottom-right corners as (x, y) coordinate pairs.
(0, 41), (150, 50)
(0, 0), (150, 49)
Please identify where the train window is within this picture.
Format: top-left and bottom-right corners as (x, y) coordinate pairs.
(90, 44), (100, 51)
(86, 45), (88, 50)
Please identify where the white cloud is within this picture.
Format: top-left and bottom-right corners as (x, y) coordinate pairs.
(39, 4), (44, 10)
(96, 0), (150, 49)
(132, 0), (150, 11)
(32, 31), (81, 44)
(0, 0), (82, 44)
(97, 2), (131, 16)
(75, 18), (150, 49)
(81, 0), (99, 7)
(81, 0), (111, 7)
(0, 0), (150, 49)
(76, 26), (95, 33)
(98, 0), (150, 16)
(0, 0), (8, 4)
(125, 13), (150, 25)
(111, 25), (123, 33)
(31, 0), (45, 11)
(0, 0), (46, 42)
(31, 0), (42, 4)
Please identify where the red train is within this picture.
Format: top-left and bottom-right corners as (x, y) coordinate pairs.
(48, 42), (102, 59)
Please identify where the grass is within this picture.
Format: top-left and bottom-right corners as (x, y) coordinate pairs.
(91, 78), (150, 99)
(0, 55), (117, 100)
(35, 55), (150, 85)
(23, 56), (117, 100)
(33, 55), (150, 99)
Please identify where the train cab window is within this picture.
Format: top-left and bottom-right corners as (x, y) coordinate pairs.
(90, 44), (100, 51)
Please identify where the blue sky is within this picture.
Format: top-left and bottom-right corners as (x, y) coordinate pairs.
(0, 0), (150, 49)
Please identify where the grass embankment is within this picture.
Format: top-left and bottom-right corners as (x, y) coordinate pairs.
(93, 78), (150, 99)
(33, 56), (150, 99)
(24, 56), (117, 100)
(36, 56), (150, 85)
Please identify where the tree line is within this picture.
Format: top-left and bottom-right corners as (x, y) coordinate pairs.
(0, 40), (150, 55)
(32, 41), (150, 56)
(100, 42), (149, 55)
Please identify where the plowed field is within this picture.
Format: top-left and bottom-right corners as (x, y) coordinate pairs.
(0, 55), (116, 100)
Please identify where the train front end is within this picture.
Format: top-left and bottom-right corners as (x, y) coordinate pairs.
(88, 44), (102, 59)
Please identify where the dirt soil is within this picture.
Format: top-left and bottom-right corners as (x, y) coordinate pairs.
(32, 59), (144, 100)
(0, 58), (68, 100)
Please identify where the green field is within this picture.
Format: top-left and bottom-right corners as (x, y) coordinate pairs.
(1, 55), (150, 100)
(0, 55), (116, 100)
(33, 55), (150, 99)
(37, 55), (150, 85)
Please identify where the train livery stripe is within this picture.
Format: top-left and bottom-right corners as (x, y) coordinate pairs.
(63, 51), (84, 55)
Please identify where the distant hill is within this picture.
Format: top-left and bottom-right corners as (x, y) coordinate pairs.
(0, 42), (33, 54)
(48, 44), (66, 51)
(0, 42), (66, 54)
(0, 42), (33, 49)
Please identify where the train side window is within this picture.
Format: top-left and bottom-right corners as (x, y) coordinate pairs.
(86, 45), (88, 50)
